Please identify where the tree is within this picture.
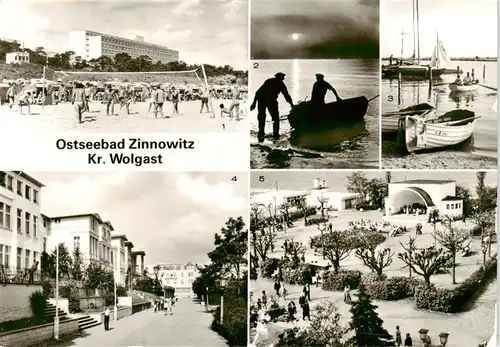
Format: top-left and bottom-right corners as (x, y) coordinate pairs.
(399, 237), (417, 278)
(428, 209), (440, 247)
(296, 200), (311, 224)
(84, 263), (114, 291)
(41, 251), (55, 279)
(455, 184), (474, 217)
(71, 245), (84, 281)
(349, 284), (393, 346)
(435, 217), (471, 284)
(250, 228), (275, 262)
(313, 230), (354, 274)
(279, 202), (291, 233)
(355, 247), (394, 279)
(366, 178), (388, 210)
(283, 240), (306, 268)
(317, 195), (329, 217)
(347, 172), (369, 199)
(470, 210), (496, 257)
(475, 172), (497, 212)
(398, 246), (451, 287)
(208, 217), (247, 280)
(52, 243), (73, 280)
(277, 301), (349, 347)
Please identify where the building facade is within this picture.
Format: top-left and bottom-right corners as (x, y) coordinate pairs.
(46, 213), (113, 271)
(68, 30), (179, 63)
(110, 235), (128, 285)
(156, 262), (199, 297)
(0, 172), (44, 277)
(6, 52), (30, 64)
(385, 180), (463, 218)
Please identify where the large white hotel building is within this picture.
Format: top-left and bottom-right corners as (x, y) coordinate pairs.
(68, 30), (179, 63)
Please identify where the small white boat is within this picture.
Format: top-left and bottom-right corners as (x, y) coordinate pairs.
(405, 110), (479, 153)
(382, 103), (435, 134)
(448, 83), (479, 92)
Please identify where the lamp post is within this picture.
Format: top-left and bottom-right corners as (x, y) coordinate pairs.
(114, 254), (118, 321)
(54, 244), (59, 340)
(219, 279), (226, 325)
(481, 242), (488, 266)
(206, 286), (209, 311)
(419, 329), (449, 347)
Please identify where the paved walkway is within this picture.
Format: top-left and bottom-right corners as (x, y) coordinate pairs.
(64, 299), (227, 346)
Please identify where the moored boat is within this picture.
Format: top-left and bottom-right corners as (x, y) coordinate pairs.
(382, 103), (435, 134)
(404, 109), (479, 153)
(448, 83), (480, 92)
(287, 96), (368, 131)
(382, 65), (446, 78)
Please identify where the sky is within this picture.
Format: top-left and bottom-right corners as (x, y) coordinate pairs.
(381, 0), (498, 58)
(0, 0), (248, 70)
(30, 171), (248, 265)
(250, 171), (497, 196)
(251, 0), (379, 59)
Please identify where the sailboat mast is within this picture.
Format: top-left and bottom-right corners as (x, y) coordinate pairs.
(436, 32), (440, 68)
(412, 0), (416, 59)
(416, 0), (420, 64)
(400, 31), (404, 62)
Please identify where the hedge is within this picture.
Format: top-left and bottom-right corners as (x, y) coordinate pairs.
(322, 270), (362, 291)
(362, 273), (425, 301)
(282, 264), (311, 285)
(415, 256), (497, 313)
(261, 258), (281, 278)
(211, 292), (247, 346)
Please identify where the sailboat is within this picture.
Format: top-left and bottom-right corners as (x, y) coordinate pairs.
(382, 0), (449, 78)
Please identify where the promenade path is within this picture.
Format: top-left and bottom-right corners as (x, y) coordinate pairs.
(64, 299), (227, 346)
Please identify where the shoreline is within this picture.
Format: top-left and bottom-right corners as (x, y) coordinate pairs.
(382, 151), (497, 169)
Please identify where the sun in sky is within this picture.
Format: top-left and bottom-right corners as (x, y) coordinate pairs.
(291, 33), (300, 41)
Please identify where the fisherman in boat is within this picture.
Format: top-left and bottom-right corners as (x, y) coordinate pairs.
(454, 74), (463, 85)
(463, 72), (473, 85)
(310, 73), (342, 112)
(250, 72), (294, 142)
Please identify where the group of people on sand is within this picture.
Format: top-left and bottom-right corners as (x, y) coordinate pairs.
(250, 72), (342, 142)
(454, 71), (478, 86)
(153, 296), (177, 315)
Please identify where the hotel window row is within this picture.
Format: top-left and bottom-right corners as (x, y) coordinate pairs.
(0, 172), (39, 204)
(446, 202), (461, 209)
(0, 244), (39, 270)
(0, 203), (38, 237)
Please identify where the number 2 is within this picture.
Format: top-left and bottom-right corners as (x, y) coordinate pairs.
(253, 62), (259, 69)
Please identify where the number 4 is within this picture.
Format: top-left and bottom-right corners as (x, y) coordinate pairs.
(231, 176), (237, 182)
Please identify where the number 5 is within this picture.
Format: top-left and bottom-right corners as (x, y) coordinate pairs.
(259, 176), (265, 182)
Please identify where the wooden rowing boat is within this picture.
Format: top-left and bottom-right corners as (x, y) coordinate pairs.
(448, 83), (479, 92)
(287, 96), (368, 131)
(404, 109), (479, 153)
(382, 103), (435, 134)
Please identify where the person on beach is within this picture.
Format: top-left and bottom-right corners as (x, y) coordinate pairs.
(120, 88), (132, 115)
(395, 325), (402, 346)
(200, 86), (210, 114)
(219, 103), (232, 118)
(229, 82), (241, 120)
(6, 83), (15, 111)
(72, 83), (86, 123)
(404, 333), (413, 346)
(155, 86), (166, 118)
(147, 86), (156, 114)
(250, 72), (293, 142)
(105, 86), (117, 117)
(311, 73), (341, 107)
(171, 85), (179, 116)
(84, 83), (92, 112)
(19, 92), (31, 115)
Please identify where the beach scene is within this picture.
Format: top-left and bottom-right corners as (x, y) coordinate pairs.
(0, 0), (248, 134)
(250, 60), (380, 169)
(381, 0), (497, 169)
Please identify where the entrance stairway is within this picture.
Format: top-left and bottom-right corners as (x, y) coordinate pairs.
(44, 302), (67, 319)
(77, 315), (100, 331)
(44, 301), (100, 331)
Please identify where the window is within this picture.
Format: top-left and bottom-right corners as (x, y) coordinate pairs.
(181, 272), (184, 277)
(33, 216), (38, 237)
(16, 247), (22, 269)
(17, 181), (23, 196)
(0, 171), (5, 187)
(43, 218), (47, 228)
(43, 237), (47, 252)
(4, 246), (10, 266)
(181, 279), (184, 284)
(17, 209), (22, 233)
(25, 212), (31, 235)
(7, 175), (13, 191)
(5, 205), (10, 229)
(25, 185), (31, 200)
(0, 245), (3, 266)
(33, 190), (39, 204)
(74, 236), (80, 249)
(446, 204), (450, 209)
(25, 250), (30, 268)
(33, 251), (38, 267)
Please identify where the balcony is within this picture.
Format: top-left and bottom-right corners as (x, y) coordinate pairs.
(0, 265), (41, 285)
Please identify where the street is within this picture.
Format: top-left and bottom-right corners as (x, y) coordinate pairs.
(62, 299), (228, 346)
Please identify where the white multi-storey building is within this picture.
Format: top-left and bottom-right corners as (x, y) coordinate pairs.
(155, 262), (200, 297)
(45, 213), (113, 271)
(0, 172), (44, 275)
(111, 234), (128, 286)
(68, 30), (179, 63)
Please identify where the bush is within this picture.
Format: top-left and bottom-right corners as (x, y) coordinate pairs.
(29, 291), (46, 320)
(211, 292), (247, 346)
(261, 258), (281, 278)
(415, 256), (497, 313)
(60, 284), (82, 313)
(305, 215), (328, 226)
(282, 264), (311, 285)
(41, 280), (53, 297)
(289, 207), (317, 221)
(322, 270), (362, 291)
(362, 273), (424, 300)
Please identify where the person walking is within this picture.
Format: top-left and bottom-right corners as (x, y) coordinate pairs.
(344, 285), (352, 304)
(103, 306), (110, 331)
(261, 291), (268, 309)
(303, 283), (311, 302)
(395, 325), (402, 346)
(404, 332), (413, 346)
(274, 280), (281, 297)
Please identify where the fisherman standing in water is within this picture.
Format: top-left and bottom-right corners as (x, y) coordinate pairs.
(250, 72), (293, 142)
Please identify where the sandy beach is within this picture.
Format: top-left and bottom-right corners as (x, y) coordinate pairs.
(382, 151), (497, 169)
(0, 99), (247, 133)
